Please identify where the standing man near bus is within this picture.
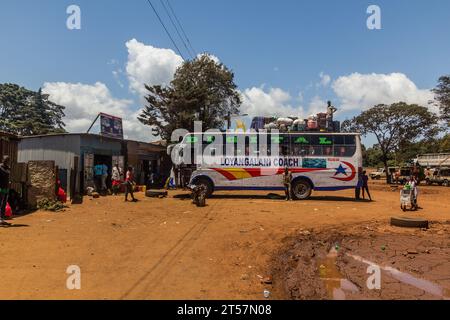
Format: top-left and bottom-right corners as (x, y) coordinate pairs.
(0, 156), (12, 226)
(361, 170), (372, 201)
(283, 167), (293, 201)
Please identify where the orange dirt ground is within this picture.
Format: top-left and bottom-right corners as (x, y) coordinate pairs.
(0, 181), (448, 300)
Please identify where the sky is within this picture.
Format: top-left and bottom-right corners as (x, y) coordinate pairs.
(1, 0), (449, 144)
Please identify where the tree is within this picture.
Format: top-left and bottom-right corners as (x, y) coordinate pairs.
(433, 75), (450, 127)
(342, 102), (439, 183)
(363, 144), (389, 168)
(0, 83), (66, 135)
(138, 55), (241, 140)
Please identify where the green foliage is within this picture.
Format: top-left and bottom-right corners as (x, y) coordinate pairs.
(433, 75), (450, 127)
(342, 102), (439, 183)
(363, 135), (450, 168)
(0, 83), (66, 136)
(138, 55), (241, 140)
(363, 144), (388, 168)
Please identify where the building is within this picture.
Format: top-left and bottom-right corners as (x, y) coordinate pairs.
(18, 133), (171, 198)
(0, 131), (23, 193)
(0, 131), (18, 165)
(125, 139), (172, 186)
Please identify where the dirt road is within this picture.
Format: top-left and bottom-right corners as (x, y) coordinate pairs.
(0, 182), (448, 300)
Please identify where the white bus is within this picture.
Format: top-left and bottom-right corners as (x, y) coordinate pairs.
(174, 132), (363, 200)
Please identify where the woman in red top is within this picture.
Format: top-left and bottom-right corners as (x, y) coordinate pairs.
(125, 166), (137, 202)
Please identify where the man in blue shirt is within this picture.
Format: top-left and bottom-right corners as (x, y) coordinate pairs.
(101, 163), (109, 191)
(94, 163), (103, 192)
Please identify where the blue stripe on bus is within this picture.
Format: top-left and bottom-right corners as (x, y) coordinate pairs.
(215, 186), (285, 191)
(214, 186), (355, 191)
(314, 186), (356, 191)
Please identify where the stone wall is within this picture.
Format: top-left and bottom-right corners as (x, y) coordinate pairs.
(27, 161), (56, 208)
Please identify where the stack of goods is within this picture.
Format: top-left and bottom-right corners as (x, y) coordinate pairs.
(317, 113), (327, 131)
(307, 115), (318, 130)
(249, 100), (341, 133)
(292, 119), (306, 131)
(251, 117), (277, 130)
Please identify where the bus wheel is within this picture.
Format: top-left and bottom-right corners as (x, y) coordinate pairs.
(194, 177), (214, 198)
(292, 179), (312, 200)
(443, 180), (449, 187)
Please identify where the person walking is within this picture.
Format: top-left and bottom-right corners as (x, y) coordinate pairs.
(0, 156), (12, 226)
(361, 170), (372, 201)
(283, 167), (293, 201)
(406, 176), (419, 208)
(125, 166), (137, 202)
(101, 163), (109, 192)
(111, 163), (122, 195)
(93, 163), (103, 192)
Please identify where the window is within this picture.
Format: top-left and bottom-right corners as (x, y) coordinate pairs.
(333, 135), (357, 157)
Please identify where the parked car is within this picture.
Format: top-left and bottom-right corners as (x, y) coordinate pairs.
(425, 168), (450, 187)
(370, 167), (398, 180)
(397, 166), (425, 185)
(370, 168), (384, 180)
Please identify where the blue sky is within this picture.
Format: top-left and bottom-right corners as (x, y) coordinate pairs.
(1, 0), (449, 143)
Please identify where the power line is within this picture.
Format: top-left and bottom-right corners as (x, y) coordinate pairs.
(145, 0), (185, 60)
(165, 0), (197, 57)
(159, 0), (193, 59)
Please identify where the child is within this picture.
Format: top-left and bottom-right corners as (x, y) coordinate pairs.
(125, 166), (137, 202)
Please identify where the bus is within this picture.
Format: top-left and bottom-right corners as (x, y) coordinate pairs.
(173, 132), (363, 200)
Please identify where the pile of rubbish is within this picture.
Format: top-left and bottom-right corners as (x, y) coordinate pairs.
(250, 101), (339, 133)
(37, 198), (66, 212)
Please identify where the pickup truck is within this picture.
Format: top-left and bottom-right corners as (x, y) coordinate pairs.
(370, 168), (386, 180)
(370, 167), (398, 180)
(425, 168), (450, 187)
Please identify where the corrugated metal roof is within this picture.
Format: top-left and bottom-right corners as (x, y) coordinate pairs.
(19, 132), (167, 151)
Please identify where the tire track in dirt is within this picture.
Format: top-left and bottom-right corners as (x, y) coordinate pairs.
(120, 200), (221, 299)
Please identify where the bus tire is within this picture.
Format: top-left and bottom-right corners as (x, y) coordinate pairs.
(443, 180), (449, 187)
(291, 179), (312, 200)
(192, 177), (214, 198)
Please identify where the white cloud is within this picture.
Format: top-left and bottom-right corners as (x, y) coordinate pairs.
(308, 95), (328, 116)
(125, 38), (183, 97)
(241, 87), (306, 118)
(332, 72), (436, 111)
(318, 72), (331, 87)
(42, 82), (153, 142)
(196, 53), (220, 64)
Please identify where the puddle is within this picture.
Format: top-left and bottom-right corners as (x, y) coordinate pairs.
(347, 253), (450, 300)
(318, 247), (359, 300)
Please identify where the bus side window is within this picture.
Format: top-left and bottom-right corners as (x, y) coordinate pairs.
(248, 135), (258, 157)
(291, 135), (309, 156)
(333, 135), (345, 145)
(334, 145), (346, 157)
(345, 135), (356, 145)
(281, 134), (290, 156)
(245, 136), (250, 157)
(344, 146), (356, 157)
